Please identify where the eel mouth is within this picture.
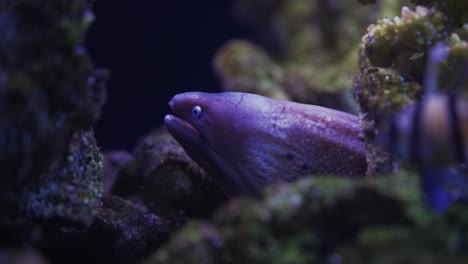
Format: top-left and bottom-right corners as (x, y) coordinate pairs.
(164, 105), (210, 169)
(164, 114), (201, 142)
(164, 97), (203, 146)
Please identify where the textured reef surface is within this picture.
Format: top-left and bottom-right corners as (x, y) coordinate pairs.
(1, 0), (468, 263)
(0, 0), (105, 237)
(145, 173), (468, 264)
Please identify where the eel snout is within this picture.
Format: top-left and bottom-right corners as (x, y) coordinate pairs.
(164, 95), (203, 147)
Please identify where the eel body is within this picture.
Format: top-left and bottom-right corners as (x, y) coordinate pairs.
(164, 92), (367, 197)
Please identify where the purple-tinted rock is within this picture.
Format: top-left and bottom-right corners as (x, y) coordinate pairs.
(31, 194), (184, 264)
(114, 128), (227, 218)
(103, 151), (132, 195)
(92, 195), (185, 263)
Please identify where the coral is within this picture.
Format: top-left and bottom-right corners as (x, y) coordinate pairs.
(361, 6), (449, 70)
(23, 129), (103, 228)
(355, 4), (468, 175)
(355, 67), (421, 119)
(143, 172), (468, 263)
(354, 67), (421, 175)
(0, 0), (107, 195)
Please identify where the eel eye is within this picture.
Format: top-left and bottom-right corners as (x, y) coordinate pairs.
(192, 105), (202, 118)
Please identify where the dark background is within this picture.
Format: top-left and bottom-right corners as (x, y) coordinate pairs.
(87, 0), (251, 151)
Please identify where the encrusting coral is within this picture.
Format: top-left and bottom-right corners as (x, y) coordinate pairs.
(23, 129), (103, 227)
(361, 6), (448, 69)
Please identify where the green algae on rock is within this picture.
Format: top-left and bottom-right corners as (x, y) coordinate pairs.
(361, 6), (449, 69)
(355, 67), (421, 118)
(355, 4), (468, 175)
(143, 172), (468, 263)
(23, 129), (103, 228)
(354, 67), (421, 175)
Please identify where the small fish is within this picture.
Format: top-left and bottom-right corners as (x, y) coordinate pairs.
(378, 43), (468, 211)
(165, 92), (367, 197)
(385, 93), (468, 168)
(384, 93), (468, 211)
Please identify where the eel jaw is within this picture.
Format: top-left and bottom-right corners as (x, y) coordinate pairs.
(164, 114), (202, 147)
(164, 114), (211, 168)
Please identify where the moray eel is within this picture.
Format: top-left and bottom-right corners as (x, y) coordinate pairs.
(164, 92), (367, 197)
